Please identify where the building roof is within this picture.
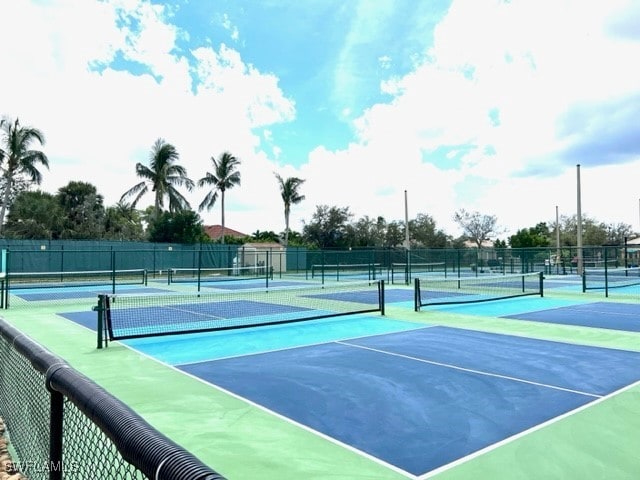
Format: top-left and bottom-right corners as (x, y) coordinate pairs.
(463, 239), (495, 248)
(242, 242), (284, 249)
(204, 225), (248, 239)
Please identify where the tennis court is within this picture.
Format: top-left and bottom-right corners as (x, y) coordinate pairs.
(3, 269), (640, 479)
(170, 325), (640, 477)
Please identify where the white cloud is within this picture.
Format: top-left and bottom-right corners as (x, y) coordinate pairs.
(1, 0), (639, 242)
(336, 0), (640, 237)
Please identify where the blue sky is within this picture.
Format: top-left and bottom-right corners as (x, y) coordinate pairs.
(1, 0), (640, 238)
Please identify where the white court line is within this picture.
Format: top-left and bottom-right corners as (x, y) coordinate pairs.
(335, 340), (602, 398)
(175, 323), (436, 366)
(568, 307), (640, 318)
(173, 363), (420, 479)
(416, 379), (640, 479)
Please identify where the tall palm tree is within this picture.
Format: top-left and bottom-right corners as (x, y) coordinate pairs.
(274, 173), (305, 246)
(197, 151), (241, 244)
(120, 138), (194, 219)
(0, 117), (49, 235)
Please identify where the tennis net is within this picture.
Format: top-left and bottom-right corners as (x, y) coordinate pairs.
(414, 272), (543, 310)
(168, 265), (273, 284)
(7, 269), (147, 289)
(310, 263), (382, 281)
(96, 280), (385, 344)
(390, 262), (446, 284)
(582, 266), (640, 293)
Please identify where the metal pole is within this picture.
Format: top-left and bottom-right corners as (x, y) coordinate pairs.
(404, 190), (410, 250)
(576, 164), (584, 276)
(556, 205), (560, 273)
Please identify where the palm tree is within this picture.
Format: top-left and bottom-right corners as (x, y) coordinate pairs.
(120, 138), (194, 219)
(0, 117), (49, 235)
(274, 173), (305, 246)
(197, 151), (241, 244)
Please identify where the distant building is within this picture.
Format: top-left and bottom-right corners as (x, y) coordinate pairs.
(463, 239), (495, 248)
(236, 242), (287, 273)
(204, 225), (248, 241)
(626, 237), (640, 266)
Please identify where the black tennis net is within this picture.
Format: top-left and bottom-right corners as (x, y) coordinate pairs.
(168, 265), (273, 284)
(96, 280), (385, 344)
(414, 272), (543, 310)
(582, 266), (640, 293)
(7, 268), (147, 289)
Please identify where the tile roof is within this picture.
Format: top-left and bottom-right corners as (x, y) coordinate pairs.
(204, 225), (248, 239)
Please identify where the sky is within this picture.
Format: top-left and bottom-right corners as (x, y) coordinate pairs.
(1, 0), (640, 240)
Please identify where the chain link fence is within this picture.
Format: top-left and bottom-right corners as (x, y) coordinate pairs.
(0, 319), (225, 480)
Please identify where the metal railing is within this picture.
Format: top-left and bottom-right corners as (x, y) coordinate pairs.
(0, 319), (225, 480)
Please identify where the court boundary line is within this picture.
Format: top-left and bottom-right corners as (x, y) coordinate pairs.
(174, 359), (420, 479)
(336, 340), (602, 398)
(100, 337), (419, 478)
(173, 320), (434, 367)
(58, 313), (640, 479)
(417, 379), (640, 479)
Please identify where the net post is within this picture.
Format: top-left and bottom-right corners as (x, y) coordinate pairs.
(604, 248), (609, 298)
(1, 248), (6, 309)
(405, 249), (410, 285)
(414, 278), (420, 312)
(197, 248), (203, 293)
(539, 271), (544, 298)
(95, 295), (105, 349)
(378, 280), (385, 315)
(111, 250), (116, 294)
(582, 269), (587, 293)
(265, 250), (270, 289)
(49, 389), (64, 480)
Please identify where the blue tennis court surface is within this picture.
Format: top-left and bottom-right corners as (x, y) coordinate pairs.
(425, 296), (640, 333)
(506, 301), (640, 332)
(429, 296), (584, 316)
(126, 315), (425, 364)
(176, 326), (640, 476)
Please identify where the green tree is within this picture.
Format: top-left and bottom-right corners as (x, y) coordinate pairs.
(302, 205), (353, 248)
(104, 201), (145, 241)
(493, 239), (507, 249)
(410, 213), (450, 247)
(56, 181), (105, 239)
(0, 117), (49, 235)
(606, 222), (633, 245)
(274, 173), (305, 246)
(556, 214), (626, 247)
(284, 230), (306, 247)
(3, 190), (63, 239)
(509, 223), (551, 248)
(453, 209), (500, 248)
(147, 210), (208, 244)
(121, 138), (194, 219)
(345, 215), (378, 247)
(0, 174), (32, 210)
(251, 230), (279, 242)
(385, 221), (405, 247)
(197, 151), (241, 244)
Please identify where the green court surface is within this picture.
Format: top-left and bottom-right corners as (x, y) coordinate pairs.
(2, 277), (640, 480)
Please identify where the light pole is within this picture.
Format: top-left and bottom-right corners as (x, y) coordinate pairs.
(576, 164), (583, 275)
(404, 190), (410, 250)
(556, 205), (560, 269)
